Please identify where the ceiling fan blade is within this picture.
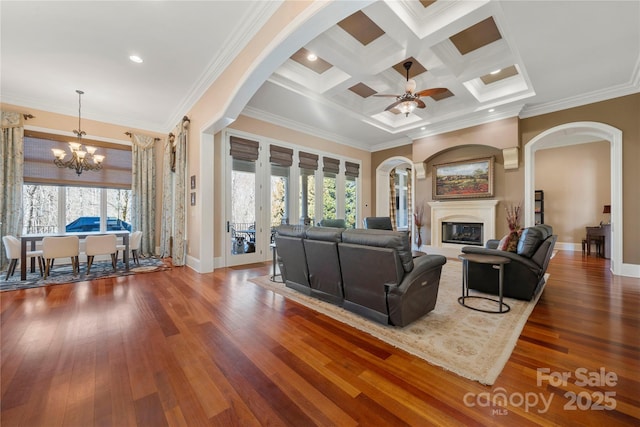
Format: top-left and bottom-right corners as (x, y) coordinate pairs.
(415, 98), (426, 109)
(384, 99), (403, 111)
(373, 94), (401, 98)
(415, 87), (448, 98)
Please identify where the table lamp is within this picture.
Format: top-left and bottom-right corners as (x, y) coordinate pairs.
(602, 205), (611, 224)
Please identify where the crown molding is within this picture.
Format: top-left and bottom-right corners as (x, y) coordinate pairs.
(162, 1), (283, 130)
(1, 93), (168, 134)
(519, 78), (640, 119)
(406, 104), (523, 140)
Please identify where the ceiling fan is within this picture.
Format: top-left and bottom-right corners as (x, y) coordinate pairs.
(375, 61), (448, 117)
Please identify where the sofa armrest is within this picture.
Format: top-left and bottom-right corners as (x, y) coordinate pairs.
(461, 246), (540, 272)
(389, 254), (447, 295)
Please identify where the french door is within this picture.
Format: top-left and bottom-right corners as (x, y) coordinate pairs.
(225, 135), (266, 266)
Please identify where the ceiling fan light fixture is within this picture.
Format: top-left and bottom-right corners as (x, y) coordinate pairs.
(399, 100), (418, 117)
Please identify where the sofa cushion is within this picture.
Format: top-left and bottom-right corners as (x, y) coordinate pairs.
(517, 225), (552, 257)
(342, 229), (413, 272)
(305, 226), (343, 242)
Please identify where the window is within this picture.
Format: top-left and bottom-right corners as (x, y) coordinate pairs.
(322, 173), (337, 220)
(395, 169), (409, 230)
(345, 175), (357, 228)
(299, 168), (315, 225)
(271, 165), (289, 227)
(22, 185), (131, 234)
(21, 131), (132, 235)
(22, 185), (58, 234)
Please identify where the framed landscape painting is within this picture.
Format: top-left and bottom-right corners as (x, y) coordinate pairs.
(432, 157), (494, 200)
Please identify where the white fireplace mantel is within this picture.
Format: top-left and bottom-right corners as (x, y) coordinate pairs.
(428, 200), (499, 249)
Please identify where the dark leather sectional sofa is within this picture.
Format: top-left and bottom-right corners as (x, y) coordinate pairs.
(275, 225), (447, 327)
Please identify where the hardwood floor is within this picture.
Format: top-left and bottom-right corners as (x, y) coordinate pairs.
(1, 251), (638, 426)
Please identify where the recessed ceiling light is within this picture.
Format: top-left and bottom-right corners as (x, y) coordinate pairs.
(488, 108), (495, 112)
(129, 55), (143, 64)
(421, 127), (426, 130)
(307, 53), (318, 61)
(490, 69), (501, 75)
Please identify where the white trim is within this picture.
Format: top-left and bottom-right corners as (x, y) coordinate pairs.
(197, 131), (215, 273)
(524, 121), (627, 276)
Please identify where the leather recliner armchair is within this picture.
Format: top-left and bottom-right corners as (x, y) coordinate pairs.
(363, 216), (393, 230)
(338, 229), (447, 327)
(274, 225), (310, 294)
(303, 226), (345, 304)
(461, 224), (557, 300)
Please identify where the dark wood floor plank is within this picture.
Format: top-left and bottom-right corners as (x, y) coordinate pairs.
(0, 251), (638, 426)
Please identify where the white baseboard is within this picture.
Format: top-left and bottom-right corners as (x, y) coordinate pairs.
(620, 263), (640, 278)
(555, 241), (580, 252)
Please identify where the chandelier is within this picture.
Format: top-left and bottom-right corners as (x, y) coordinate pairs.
(51, 90), (105, 175)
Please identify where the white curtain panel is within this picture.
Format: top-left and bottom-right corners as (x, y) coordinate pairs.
(159, 134), (174, 258)
(131, 133), (157, 257)
(159, 119), (188, 265)
(1, 111), (25, 270)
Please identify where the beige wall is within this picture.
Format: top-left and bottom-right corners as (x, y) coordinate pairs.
(521, 93), (640, 264)
(410, 117), (522, 243)
(535, 141), (611, 244)
(419, 145), (521, 244)
(413, 117), (519, 163)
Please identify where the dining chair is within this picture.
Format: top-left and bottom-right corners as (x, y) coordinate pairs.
(42, 236), (80, 279)
(116, 230), (142, 265)
(85, 234), (118, 274)
(3, 235), (43, 280)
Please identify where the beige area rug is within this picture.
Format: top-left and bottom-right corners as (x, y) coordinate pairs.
(249, 261), (546, 385)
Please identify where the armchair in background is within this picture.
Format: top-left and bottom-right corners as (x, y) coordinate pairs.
(363, 217), (393, 230)
(461, 224), (557, 300)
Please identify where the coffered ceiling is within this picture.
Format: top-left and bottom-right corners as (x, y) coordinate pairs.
(2, 1), (639, 152)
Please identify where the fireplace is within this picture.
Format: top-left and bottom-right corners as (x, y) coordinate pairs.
(428, 200), (498, 249)
(442, 222), (483, 246)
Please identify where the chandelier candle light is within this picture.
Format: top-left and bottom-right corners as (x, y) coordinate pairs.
(52, 90), (105, 175)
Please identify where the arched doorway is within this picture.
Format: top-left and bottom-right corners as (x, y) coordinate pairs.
(524, 121), (622, 275)
(375, 156), (412, 217)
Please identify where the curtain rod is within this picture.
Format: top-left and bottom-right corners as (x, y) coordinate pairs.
(124, 131), (160, 142)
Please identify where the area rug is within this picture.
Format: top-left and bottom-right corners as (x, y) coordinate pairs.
(1, 257), (171, 292)
(249, 261), (546, 385)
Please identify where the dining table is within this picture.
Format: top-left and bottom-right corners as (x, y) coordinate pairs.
(20, 230), (130, 280)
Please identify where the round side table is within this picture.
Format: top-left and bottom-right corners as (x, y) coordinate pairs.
(458, 253), (511, 313)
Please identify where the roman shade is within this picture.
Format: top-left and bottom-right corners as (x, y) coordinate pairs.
(345, 161), (360, 178)
(230, 136), (259, 161)
(298, 151), (318, 170)
(23, 133), (131, 189)
(323, 156), (340, 174)
(269, 144), (293, 167)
